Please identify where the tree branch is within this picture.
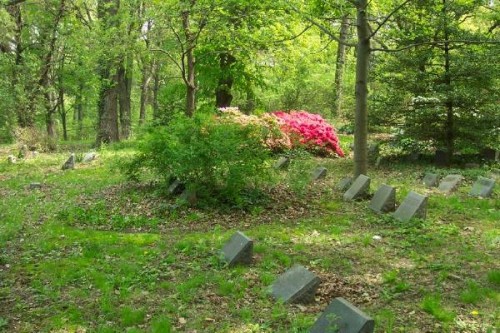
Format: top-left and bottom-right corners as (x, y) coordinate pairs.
(371, 39), (500, 53)
(368, 0), (412, 39)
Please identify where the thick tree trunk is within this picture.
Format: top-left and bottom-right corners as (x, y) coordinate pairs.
(118, 58), (132, 139)
(333, 15), (350, 117)
(74, 82), (84, 138)
(215, 52), (236, 108)
(354, 0), (370, 177)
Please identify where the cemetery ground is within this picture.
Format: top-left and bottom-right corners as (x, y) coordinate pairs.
(0, 142), (499, 333)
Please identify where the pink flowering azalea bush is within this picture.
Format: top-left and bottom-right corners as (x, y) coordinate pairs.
(273, 110), (344, 157)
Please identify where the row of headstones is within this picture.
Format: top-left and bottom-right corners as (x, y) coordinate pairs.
(7, 151), (97, 169)
(222, 231), (374, 333)
(422, 173), (495, 197)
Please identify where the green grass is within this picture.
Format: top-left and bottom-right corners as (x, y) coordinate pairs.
(0, 144), (499, 332)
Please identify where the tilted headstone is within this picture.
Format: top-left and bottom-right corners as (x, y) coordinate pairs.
(469, 177), (495, 198)
(369, 184), (396, 213)
(343, 174), (370, 201)
(337, 177), (352, 192)
(61, 153), (76, 170)
(221, 231), (253, 266)
(29, 182), (42, 190)
(310, 297), (375, 333)
(423, 173), (439, 188)
(167, 179), (185, 196)
(274, 156), (290, 169)
(82, 152), (97, 163)
(7, 155), (17, 164)
(438, 174), (463, 193)
(393, 191), (428, 222)
(269, 265), (320, 304)
(311, 167), (327, 181)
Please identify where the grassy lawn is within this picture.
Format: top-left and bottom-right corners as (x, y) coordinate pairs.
(0, 143), (498, 332)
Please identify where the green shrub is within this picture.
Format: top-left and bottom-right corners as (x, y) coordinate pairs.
(126, 113), (272, 208)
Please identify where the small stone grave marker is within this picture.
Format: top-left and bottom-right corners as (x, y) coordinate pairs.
(18, 144), (28, 159)
(61, 153), (75, 170)
(7, 155), (17, 164)
(369, 184), (396, 213)
(269, 264), (320, 304)
(274, 156), (290, 169)
(221, 231), (253, 266)
(168, 179), (185, 195)
(337, 177), (352, 192)
(393, 191), (428, 222)
(310, 297), (375, 333)
(434, 150), (449, 167)
(368, 143), (380, 163)
(469, 177), (495, 198)
(438, 174), (463, 193)
(311, 167), (327, 181)
(29, 182), (42, 190)
(82, 152), (97, 163)
(423, 173), (439, 188)
(343, 174), (370, 201)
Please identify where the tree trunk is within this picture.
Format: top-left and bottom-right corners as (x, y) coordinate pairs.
(59, 83), (68, 141)
(152, 62), (160, 120)
(354, 0), (370, 177)
(215, 52), (236, 108)
(333, 15), (350, 117)
(182, 9), (196, 117)
(118, 58), (132, 139)
(443, 0), (453, 166)
(139, 59), (153, 125)
(74, 82), (84, 138)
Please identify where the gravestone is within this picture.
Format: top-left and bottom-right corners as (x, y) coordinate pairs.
(438, 174), (463, 193)
(469, 177), (495, 198)
(221, 231), (253, 266)
(269, 264), (320, 304)
(274, 156), (290, 169)
(343, 174), (370, 201)
(393, 191), (428, 222)
(423, 173), (439, 188)
(368, 143), (380, 163)
(18, 144), (28, 159)
(29, 182), (42, 190)
(310, 297), (375, 333)
(369, 184), (396, 213)
(337, 177), (352, 192)
(434, 150), (449, 167)
(311, 167), (327, 181)
(82, 152), (97, 163)
(61, 153), (75, 170)
(7, 155), (17, 164)
(374, 156), (382, 168)
(481, 148), (499, 161)
(168, 179), (185, 195)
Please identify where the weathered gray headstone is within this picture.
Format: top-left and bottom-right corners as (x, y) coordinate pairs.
(310, 297), (375, 333)
(221, 231), (253, 266)
(423, 173), (439, 188)
(368, 143), (380, 163)
(167, 179), (185, 195)
(269, 264), (320, 304)
(393, 191), (428, 222)
(438, 174), (463, 193)
(337, 177), (352, 192)
(369, 184), (396, 213)
(343, 174), (370, 201)
(7, 155), (17, 164)
(311, 167), (327, 181)
(29, 182), (42, 190)
(61, 153), (75, 170)
(82, 152), (97, 163)
(374, 156), (382, 168)
(469, 177), (495, 198)
(274, 156), (290, 169)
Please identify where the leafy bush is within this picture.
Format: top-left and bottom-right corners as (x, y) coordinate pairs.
(273, 111), (344, 157)
(126, 113), (272, 208)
